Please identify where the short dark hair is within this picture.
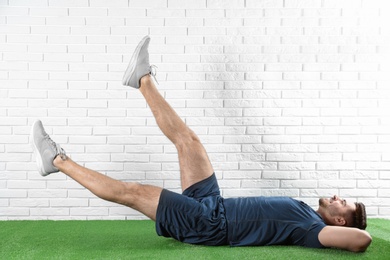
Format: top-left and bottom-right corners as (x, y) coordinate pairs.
(353, 202), (367, 230)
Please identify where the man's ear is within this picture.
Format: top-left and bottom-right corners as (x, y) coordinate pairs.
(334, 216), (346, 226)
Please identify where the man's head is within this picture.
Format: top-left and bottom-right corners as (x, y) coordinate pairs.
(317, 195), (367, 230)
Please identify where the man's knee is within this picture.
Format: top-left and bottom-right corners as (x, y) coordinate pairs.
(115, 182), (140, 207)
(174, 129), (201, 149)
(117, 182), (162, 220)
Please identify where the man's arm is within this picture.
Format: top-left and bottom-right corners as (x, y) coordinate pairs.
(318, 226), (372, 252)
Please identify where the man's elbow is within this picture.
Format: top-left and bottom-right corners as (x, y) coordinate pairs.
(351, 231), (372, 252)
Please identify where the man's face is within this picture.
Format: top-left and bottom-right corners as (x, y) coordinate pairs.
(318, 195), (356, 218)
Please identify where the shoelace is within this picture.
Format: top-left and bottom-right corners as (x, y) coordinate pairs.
(45, 134), (67, 160)
(150, 65), (159, 85)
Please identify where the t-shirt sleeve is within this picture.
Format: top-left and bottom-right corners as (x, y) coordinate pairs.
(304, 222), (327, 248)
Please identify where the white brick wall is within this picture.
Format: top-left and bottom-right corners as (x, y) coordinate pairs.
(1, 0), (390, 219)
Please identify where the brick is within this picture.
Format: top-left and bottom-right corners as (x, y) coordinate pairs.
(109, 207), (139, 216)
(30, 7), (68, 16)
(357, 162), (390, 170)
(69, 136), (106, 144)
(319, 180), (356, 188)
(28, 44), (67, 53)
(50, 199), (88, 207)
(46, 16), (85, 26)
(240, 162), (277, 170)
(82, 162), (123, 171)
(25, 189), (63, 200)
(242, 180), (280, 188)
(1, 135), (28, 144)
(48, 0), (88, 6)
(283, 108), (319, 117)
(0, 199), (8, 207)
(340, 189), (377, 197)
(267, 153), (304, 162)
(380, 171), (390, 179)
(340, 171), (378, 180)
(112, 153), (149, 162)
(281, 180), (317, 188)
(68, 189), (94, 198)
(8, 16), (45, 26)
(168, 0), (205, 8)
(302, 99), (339, 108)
(0, 44), (28, 52)
(304, 153), (341, 161)
(317, 162), (355, 170)
(300, 189), (338, 197)
(301, 135), (338, 144)
(224, 135), (261, 144)
(246, 0), (283, 8)
(379, 189), (390, 197)
(339, 135), (376, 144)
(281, 144), (317, 152)
(29, 62), (68, 71)
(71, 153), (110, 163)
(0, 24), (29, 34)
(242, 144), (280, 152)
(263, 171), (299, 179)
(378, 207), (390, 216)
(359, 180), (390, 189)
(8, 0), (47, 6)
(70, 207), (108, 216)
(89, 0), (128, 7)
(285, 126), (322, 135)
(302, 117), (339, 126)
(262, 189), (299, 197)
(7, 180), (46, 189)
(45, 52), (84, 61)
(130, 0), (166, 8)
(301, 171), (339, 180)
(279, 162), (315, 170)
(227, 152), (263, 162)
(264, 117), (301, 126)
(0, 207), (29, 216)
(282, 90), (319, 99)
(10, 71), (48, 80)
(86, 145), (123, 153)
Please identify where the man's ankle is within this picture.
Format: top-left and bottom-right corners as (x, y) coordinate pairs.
(139, 74), (152, 88)
(53, 154), (67, 168)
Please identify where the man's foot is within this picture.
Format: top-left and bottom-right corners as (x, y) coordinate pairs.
(122, 35), (152, 89)
(31, 120), (67, 176)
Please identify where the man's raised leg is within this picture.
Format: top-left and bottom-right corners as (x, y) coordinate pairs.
(138, 75), (214, 191)
(53, 156), (162, 220)
(121, 35), (214, 191)
(31, 119), (161, 220)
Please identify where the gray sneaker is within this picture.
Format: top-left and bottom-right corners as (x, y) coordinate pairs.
(31, 120), (67, 176)
(122, 35), (155, 89)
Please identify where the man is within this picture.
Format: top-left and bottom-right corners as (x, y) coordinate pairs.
(31, 36), (372, 252)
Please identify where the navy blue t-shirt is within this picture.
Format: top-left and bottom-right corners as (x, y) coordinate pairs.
(224, 197), (326, 248)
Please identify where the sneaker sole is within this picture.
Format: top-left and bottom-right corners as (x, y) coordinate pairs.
(122, 35), (150, 87)
(30, 120), (47, 176)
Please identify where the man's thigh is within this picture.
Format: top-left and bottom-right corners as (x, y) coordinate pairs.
(176, 138), (214, 191)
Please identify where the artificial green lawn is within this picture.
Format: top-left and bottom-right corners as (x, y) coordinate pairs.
(1, 219), (389, 260)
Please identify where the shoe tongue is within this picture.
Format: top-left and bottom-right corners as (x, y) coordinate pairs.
(150, 65), (159, 85)
(55, 143), (67, 160)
